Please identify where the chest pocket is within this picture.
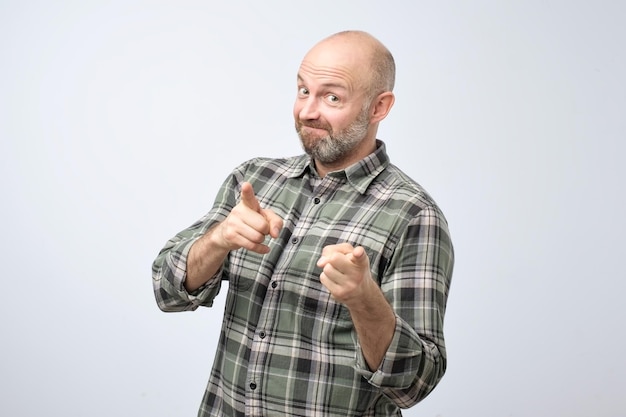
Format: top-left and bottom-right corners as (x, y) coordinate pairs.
(225, 249), (271, 292)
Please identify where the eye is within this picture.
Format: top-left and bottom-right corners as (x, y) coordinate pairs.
(298, 87), (309, 96)
(326, 94), (339, 103)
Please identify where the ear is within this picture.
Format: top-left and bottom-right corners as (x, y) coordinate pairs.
(369, 92), (395, 124)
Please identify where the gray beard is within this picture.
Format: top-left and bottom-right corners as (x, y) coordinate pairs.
(296, 109), (370, 164)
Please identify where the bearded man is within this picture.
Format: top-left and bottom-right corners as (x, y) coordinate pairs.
(152, 30), (454, 417)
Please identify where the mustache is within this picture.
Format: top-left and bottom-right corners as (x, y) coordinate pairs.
(297, 120), (331, 130)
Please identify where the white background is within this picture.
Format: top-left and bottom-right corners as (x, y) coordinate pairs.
(1, 1), (624, 416)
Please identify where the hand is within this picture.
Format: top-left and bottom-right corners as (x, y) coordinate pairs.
(215, 182), (283, 254)
(316, 243), (375, 306)
(317, 243), (396, 370)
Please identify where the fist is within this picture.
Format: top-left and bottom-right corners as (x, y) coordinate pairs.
(316, 243), (374, 306)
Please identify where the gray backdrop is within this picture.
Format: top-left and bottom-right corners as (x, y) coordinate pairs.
(1, 1), (624, 416)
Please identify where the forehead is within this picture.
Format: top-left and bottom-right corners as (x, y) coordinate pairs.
(297, 40), (370, 93)
(297, 62), (354, 92)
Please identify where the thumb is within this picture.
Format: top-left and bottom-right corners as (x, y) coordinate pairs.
(240, 182), (261, 212)
(262, 209), (284, 238)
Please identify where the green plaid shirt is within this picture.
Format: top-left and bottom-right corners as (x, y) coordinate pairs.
(152, 141), (454, 416)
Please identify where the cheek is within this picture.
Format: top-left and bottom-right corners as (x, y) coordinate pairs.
(327, 114), (351, 132)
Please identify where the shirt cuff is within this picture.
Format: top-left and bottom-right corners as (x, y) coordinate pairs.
(353, 314), (420, 389)
(165, 237), (222, 308)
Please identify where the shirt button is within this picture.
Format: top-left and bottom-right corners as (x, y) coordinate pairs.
(249, 382), (257, 390)
(271, 281), (277, 288)
(259, 331), (266, 339)
(291, 237), (299, 244)
(313, 197), (321, 204)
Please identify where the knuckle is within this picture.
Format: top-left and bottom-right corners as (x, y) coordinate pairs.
(251, 233), (266, 244)
(221, 227), (236, 242)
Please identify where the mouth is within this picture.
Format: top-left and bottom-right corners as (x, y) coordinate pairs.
(301, 125), (327, 133)
(298, 122), (329, 134)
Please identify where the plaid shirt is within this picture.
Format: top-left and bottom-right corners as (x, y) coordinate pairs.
(152, 141), (454, 416)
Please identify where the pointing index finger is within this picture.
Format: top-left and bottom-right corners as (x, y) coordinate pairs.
(348, 246), (368, 265)
(240, 182), (261, 212)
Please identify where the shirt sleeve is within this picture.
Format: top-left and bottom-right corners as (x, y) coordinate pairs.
(353, 204), (454, 408)
(151, 165), (246, 312)
(151, 230), (223, 312)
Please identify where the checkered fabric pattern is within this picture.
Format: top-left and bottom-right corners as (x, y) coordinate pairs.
(152, 141), (454, 416)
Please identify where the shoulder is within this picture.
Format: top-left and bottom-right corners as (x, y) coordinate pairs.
(371, 163), (442, 215)
(233, 154), (308, 179)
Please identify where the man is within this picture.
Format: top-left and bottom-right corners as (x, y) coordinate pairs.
(152, 30), (454, 416)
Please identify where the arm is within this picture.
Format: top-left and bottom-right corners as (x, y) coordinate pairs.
(317, 245), (396, 370)
(184, 182), (283, 292)
(152, 180), (283, 310)
(318, 205), (454, 407)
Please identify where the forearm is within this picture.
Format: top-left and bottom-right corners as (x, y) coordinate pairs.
(349, 289), (396, 370)
(371, 321), (447, 408)
(185, 224), (230, 292)
(152, 232), (223, 312)
(353, 205), (453, 407)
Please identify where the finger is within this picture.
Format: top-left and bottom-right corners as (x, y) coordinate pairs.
(318, 252), (349, 273)
(318, 243), (356, 268)
(246, 242), (271, 254)
(349, 246), (369, 266)
(320, 243), (354, 258)
(319, 262), (353, 298)
(216, 215), (268, 255)
(234, 225), (271, 254)
(319, 270), (336, 292)
(261, 208), (283, 238)
(242, 210), (270, 236)
(234, 238), (271, 255)
(239, 223), (269, 245)
(320, 246), (370, 276)
(240, 182), (261, 212)
(319, 265), (339, 292)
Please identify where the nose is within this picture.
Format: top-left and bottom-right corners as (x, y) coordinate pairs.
(296, 96), (320, 121)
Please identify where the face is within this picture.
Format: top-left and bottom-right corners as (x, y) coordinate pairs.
(295, 100), (371, 165)
(293, 41), (374, 166)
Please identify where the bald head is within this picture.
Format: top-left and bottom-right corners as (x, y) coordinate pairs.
(294, 31), (397, 174)
(304, 30), (396, 99)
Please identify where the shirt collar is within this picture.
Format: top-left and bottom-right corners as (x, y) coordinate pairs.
(286, 140), (390, 194)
